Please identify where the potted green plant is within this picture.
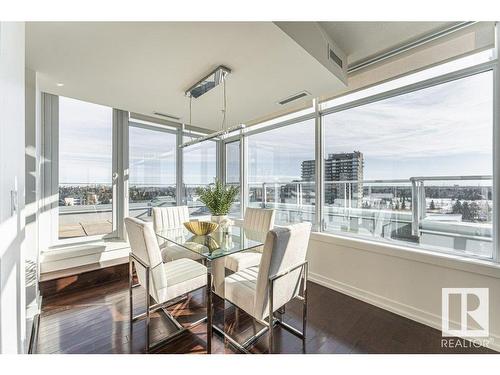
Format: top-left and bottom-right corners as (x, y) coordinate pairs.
(196, 179), (239, 224)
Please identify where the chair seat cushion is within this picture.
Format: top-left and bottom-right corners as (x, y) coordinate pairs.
(224, 266), (259, 317)
(225, 252), (262, 272)
(161, 243), (203, 262)
(163, 258), (207, 301)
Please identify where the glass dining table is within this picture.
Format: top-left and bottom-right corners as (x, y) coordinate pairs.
(155, 224), (264, 353)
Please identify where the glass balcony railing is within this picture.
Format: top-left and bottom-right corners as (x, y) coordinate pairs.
(59, 183), (177, 238)
(248, 181), (316, 225)
(59, 176), (493, 259)
(184, 184), (213, 218)
(58, 182), (113, 239)
(128, 184), (177, 220)
(248, 175), (493, 259)
(184, 183), (242, 218)
(226, 182), (241, 218)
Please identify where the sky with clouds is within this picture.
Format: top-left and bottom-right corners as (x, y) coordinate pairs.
(59, 70), (492, 186)
(247, 70), (492, 182)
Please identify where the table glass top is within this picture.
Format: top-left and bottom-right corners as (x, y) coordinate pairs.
(155, 224), (264, 260)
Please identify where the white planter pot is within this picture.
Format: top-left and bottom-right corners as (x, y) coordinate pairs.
(211, 215), (228, 224)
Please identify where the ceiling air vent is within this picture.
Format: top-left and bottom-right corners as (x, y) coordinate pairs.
(153, 112), (181, 121)
(278, 91), (310, 105)
(328, 44), (343, 68)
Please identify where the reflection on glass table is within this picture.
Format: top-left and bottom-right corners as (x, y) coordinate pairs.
(155, 225), (263, 260)
(155, 223), (264, 353)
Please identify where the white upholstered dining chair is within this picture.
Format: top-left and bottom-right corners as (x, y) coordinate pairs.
(152, 206), (203, 262)
(225, 207), (275, 272)
(125, 217), (207, 352)
(224, 222), (311, 353)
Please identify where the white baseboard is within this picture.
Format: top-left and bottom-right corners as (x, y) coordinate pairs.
(309, 272), (500, 352)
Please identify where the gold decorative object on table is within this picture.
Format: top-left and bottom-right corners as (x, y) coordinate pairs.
(187, 235), (220, 252)
(183, 221), (219, 236)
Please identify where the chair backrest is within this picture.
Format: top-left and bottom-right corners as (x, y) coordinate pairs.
(243, 207), (275, 243)
(152, 206), (190, 232)
(253, 222), (311, 320)
(125, 217), (168, 302)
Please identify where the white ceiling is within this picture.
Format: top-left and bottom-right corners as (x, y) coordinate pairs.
(26, 21), (458, 131)
(319, 21), (456, 66)
(27, 22), (346, 130)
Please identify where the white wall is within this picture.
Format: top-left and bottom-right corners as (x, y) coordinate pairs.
(307, 233), (500, 352)
(24, 67), (41, 351)
(0, 22), (27, 353)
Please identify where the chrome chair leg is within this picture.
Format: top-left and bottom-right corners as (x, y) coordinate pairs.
(129, 253), (207, 353)
(219, 262), (308, 354)
(129, 257), (134, 341)
(206, 265), (213, 354)
(235, 307), (240, 327)
(268, 280), (274, 354)
(302, 263), (308, 338)
(145, 266), (150, 353)
(267, 261), (309, 353)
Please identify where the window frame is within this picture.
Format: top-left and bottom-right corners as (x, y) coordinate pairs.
(221, 55), (499, 263)
(127, 120), (178, 221)
(181, 132), (219, 216)
(320, 61), (497, 262)
(42, 94), (121, 247)
(41, 101), (217, 249)
(40, 53), (499, 264)
(222, 138), (243, 218)
(245, 116), (318, 227)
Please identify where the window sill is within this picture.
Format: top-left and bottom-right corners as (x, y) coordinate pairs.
(42, 238), (129, 261)
(40, 238), (130, 274)
(309, 231), (500, 279)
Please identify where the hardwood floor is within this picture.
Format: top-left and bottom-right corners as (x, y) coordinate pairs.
(35, 277), (496, 354)
(40, 263), (129, 297)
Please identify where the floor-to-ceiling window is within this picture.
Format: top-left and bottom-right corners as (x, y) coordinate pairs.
(322, 70), (493, 259)
(58, 96), (113, 239)
(225, 140), (241, 217)
(247, 119), (316, 225)
(128, 124), (177, 220)
(183, 138), (217, 216)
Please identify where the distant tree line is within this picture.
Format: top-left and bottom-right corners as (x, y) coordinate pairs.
(59, 185), (112, 205)
(451, 200), (485, 222)
(360, 186), (490, 201)
(128, 186), (176, 203)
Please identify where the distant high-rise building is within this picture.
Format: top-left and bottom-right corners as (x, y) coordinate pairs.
(325, 152), (364, 206)
(301, 160), (315, 181)
(301, 151), (364, 206)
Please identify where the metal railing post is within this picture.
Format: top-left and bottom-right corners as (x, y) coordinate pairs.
(419, 181), (427, 222)
(262, 182), (267, 208)
(296, 182), (301, 208)
(411, 178), (420, 237)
